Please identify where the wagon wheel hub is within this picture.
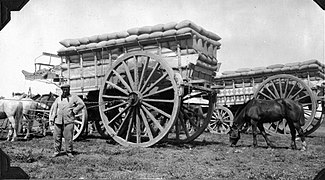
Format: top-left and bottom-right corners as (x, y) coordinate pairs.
(128, 91), (142, 106)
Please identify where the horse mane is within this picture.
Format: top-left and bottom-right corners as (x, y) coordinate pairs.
(234, 98), (253, 117)
(232, 98), (254, 129)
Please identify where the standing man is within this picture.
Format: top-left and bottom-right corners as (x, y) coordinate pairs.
(49, 84), (85, 158)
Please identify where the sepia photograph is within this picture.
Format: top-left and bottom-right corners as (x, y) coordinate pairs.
(0, 0), (324, 179)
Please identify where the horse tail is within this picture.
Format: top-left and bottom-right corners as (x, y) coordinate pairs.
(298, 104), (305, 126)
(14, 102), (24, 126)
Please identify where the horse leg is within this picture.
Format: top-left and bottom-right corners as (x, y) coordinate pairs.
(288, 122), (297, 150)
(257, 123), (275, 148)
(8, 116), (17, 141)
(42, 118), (47, 136)
(7, 123), (13, 141)
(24, 118), (32, 140)
(251, 120), (258, 147)
(294, 123), (307, 151)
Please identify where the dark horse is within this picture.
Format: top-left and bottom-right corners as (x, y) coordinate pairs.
(229, 98), (307, 151)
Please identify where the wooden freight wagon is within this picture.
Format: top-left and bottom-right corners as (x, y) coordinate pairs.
(210, 59), (325, 136)
(53, 20), (222, 147)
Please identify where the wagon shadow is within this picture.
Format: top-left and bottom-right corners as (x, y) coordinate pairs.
(233, 144), (290, 150)
(154, 139), (230, 149)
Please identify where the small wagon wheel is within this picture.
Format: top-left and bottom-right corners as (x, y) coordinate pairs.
(254, 74), (317, 136)
(208, 105), (234, 134)
(99, 52), (181, 147)
(166, 89), (216, 143)
(73, 106), (88, 141)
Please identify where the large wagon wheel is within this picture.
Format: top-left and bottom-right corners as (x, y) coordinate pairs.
(208, 105), (234, 134)
(254, 74), (317, 136)
(166, 90), (216, 143)
(99, 52), (181, 147)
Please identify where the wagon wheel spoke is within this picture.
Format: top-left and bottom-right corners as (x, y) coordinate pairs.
(112, 69), (133, 93)
(140, 62), (160, 93)
(138, 56), (149, 91)
(102, 94), (129, 100)
(142, 73), (168, 96)
(139, 108), (154, 140)
(295, 93), (310, 102)
(122, 61), (135, 90)
(285, 81), (298, 99)
(278, 78), (284, 98)
(283, 78), (289, 98)
(125, 108), (136, 142)
(257, 91), (274, 100)
(143, 86), (173, 98)
(142, 101), (171, 119)
(265, 85), (278, 99)
(270, 80), (280, 98)
(140, 105), (164, 131)
(116, 107), (133, 137)
(291, 87), (304, 100)
(108, 105), (130, 126)
(134, 56), (139, 90)
(106, 81), (129, 96)
(103, 101), (128, 113)
(143, 98), (174, 103)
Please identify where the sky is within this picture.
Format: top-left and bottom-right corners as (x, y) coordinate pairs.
(0, 0), (323, 98)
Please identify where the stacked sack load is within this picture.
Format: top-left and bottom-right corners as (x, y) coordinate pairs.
(214, 60), (324, 105)
(57, 20), (222, 81)
(215, 59), (325, 88)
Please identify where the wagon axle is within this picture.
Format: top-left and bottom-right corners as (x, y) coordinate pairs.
(128, 91), (142, 107)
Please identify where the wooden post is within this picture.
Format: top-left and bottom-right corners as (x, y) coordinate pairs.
(94, 51), (98, 88)
(80, 53), (84, 93)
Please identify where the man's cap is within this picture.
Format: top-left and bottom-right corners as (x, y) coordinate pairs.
(60, 84), (70, 89)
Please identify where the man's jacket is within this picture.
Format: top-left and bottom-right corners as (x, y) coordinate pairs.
(49, 94), (85, 125)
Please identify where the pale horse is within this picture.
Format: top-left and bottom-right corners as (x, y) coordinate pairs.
(0, 96), (24, 141)
(0, 93), (49, 141)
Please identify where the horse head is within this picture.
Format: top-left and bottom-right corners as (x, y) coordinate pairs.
(228, 99), (252, 146)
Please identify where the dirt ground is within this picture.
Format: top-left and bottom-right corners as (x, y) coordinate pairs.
(1, 123), (324, 180)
